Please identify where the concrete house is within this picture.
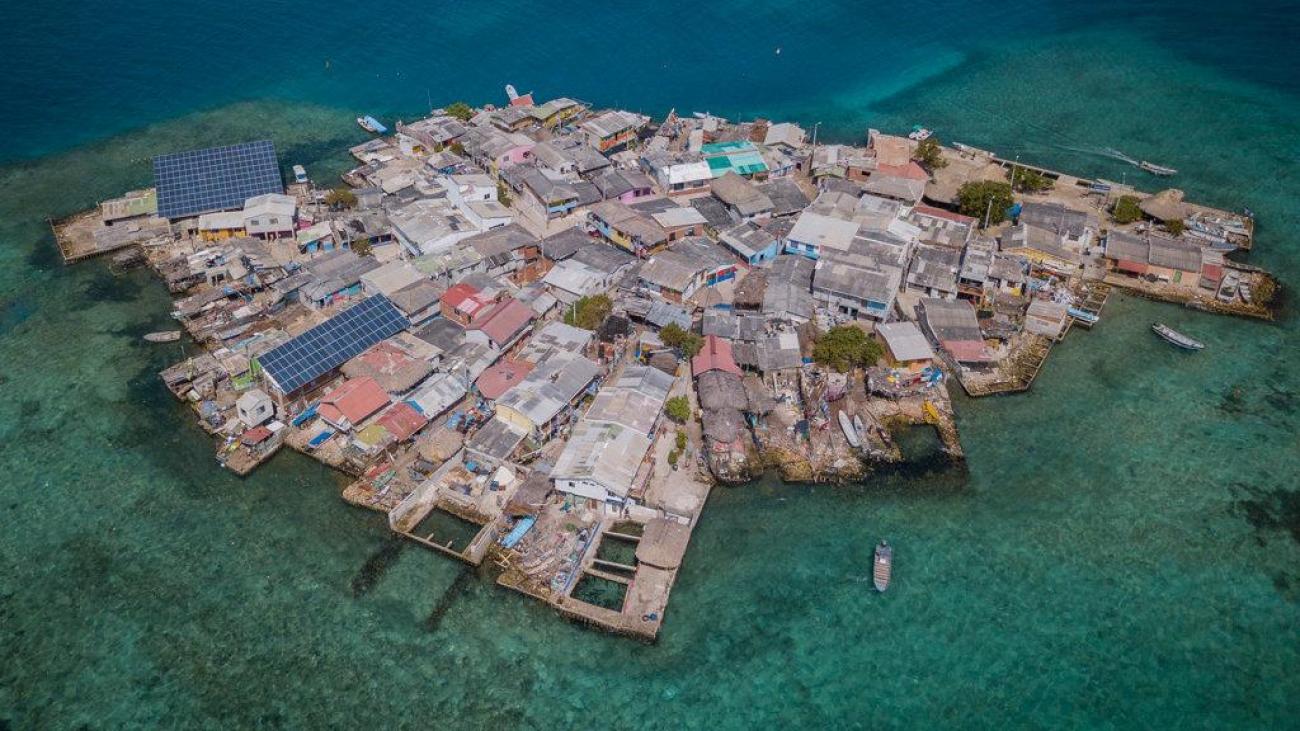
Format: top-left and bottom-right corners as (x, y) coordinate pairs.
(581, 110), (649, 152)
(710, 172), (775, 222)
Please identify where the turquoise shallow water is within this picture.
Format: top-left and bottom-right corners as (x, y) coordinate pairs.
(2, 2), (1299, 727)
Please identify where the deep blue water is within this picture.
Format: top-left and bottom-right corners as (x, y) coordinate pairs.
(2, 1), (1298, 727)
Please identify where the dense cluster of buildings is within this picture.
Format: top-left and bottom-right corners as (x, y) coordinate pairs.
(85, 90), (1270, 639)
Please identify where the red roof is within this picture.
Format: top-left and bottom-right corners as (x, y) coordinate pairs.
(692, 335), (742, 377)
(375, 402), (428, 442)
(875, 161), (929, 181)
(1201, 263), (1224, 282)
(476, 358), (535, 400)
(241, 426), (273, 445)
(318, 377), (390, 428)
(470, 298), (535, 347)
(443, 282), (478, 308)
(443, 283), (496, 321)
(1115, 259), (1149, 275)
(912, 204), (975, 225)
(510, 93), (535, 107)
(942, 340), (994, 363)
(352, 340), (417, 375)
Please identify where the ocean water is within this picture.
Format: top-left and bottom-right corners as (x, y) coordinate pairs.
(2, 2), (1299, 727)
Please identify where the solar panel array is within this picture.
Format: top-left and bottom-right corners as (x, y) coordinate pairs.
(258, 296), (410, 394)
(153, 140), (283, 219)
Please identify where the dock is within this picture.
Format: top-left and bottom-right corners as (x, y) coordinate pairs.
(45, 92), (1279, 643)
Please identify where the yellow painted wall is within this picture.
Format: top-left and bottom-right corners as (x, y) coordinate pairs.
(494, 404), (536, 434)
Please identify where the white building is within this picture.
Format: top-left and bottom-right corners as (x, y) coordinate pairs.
(236, 388), (274, 427)
(242, 193), (297, 239)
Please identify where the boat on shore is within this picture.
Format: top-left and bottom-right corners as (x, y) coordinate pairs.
(851, 414), (867, 443)
(873, 540), (892, 592)
(1139, 160), (1178, 176)
(1152, 323), (1204, 351)
(838, 410), (861, 448)
(143, 330), (181, 343)
(356, 115), (387, 134)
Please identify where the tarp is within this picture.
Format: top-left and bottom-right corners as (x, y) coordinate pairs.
(500, 517), (536, 549)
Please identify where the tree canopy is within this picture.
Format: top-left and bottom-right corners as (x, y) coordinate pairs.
(665, 396), (691, 424)
(1112, 195), (1143, 224)
(660, 323), (703, 358)
(444, 101), (474, 121)
(957, 181), (1014, 226)
(1008, 165), (1053, 193)
(563, 294), (612, 331)
(324, 187), (357, 210)
(812, 326), (883, 373)
(913, 138), (947, 170)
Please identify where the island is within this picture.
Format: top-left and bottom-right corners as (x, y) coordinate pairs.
(51, 93), (1279, 640)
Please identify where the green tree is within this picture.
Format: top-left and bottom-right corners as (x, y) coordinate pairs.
(1112, 195), (1143, 224)
(496, 180), (513, 207)
(350, 238), (372, 257)
(913, 138), (947, 170)
(665, 396), (691, 424)
(449, 141), (466, 156)
(444, 101), (474, 121)
(675, 430), (688, 451)
(956, 181), (1014, 226)
(563, 294), (612, 330)
(667, 449), (680, 469)
(1164, 218), (1186, 236)
(324, 187), (357, 210)
(660, 323), (702, 358)
(1008, 166), (1053, 193)
(812, 326), (884, 373)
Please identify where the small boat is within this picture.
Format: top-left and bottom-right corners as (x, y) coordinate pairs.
(356, 115), (387, 134)
(505, 83), (519, 101)
(908, 125), (933, 141)
(1139, 160), (1178, 176)
(873, 540), (892, 592)
(144, 330), (181, 343)
(852, 414), (867, 441)
(1152, 323), (1204, 351)
(292, 164), (308, 184)
(838, 410), (861, 448)
(1068, 307), (1100, 325)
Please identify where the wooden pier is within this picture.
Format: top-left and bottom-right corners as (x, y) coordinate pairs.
(955, 335), (1053, 398)
(1071, 282), (1112, 329)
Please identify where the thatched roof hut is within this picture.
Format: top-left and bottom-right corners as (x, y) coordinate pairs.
(732, 269), (768, 310)
(1140, 189), (1190, 222)
(701, 407), (747, 444)
(742, 374), (776, 415)
(696, 370), (746, 412)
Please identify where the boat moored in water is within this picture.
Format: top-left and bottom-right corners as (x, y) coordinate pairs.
(356, 115), (387, 134)
(908, 125), (932, 141)
(1152, 323), (1204, 351)
(873, 541), (892, 592)
(144, 330), (181, 343)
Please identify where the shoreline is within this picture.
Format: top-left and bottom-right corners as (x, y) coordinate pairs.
(59, 94), (1280, 640)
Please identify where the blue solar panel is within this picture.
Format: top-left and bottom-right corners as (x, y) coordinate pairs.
(153, 140), (283, 219)
(258, 296), (410, 394)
